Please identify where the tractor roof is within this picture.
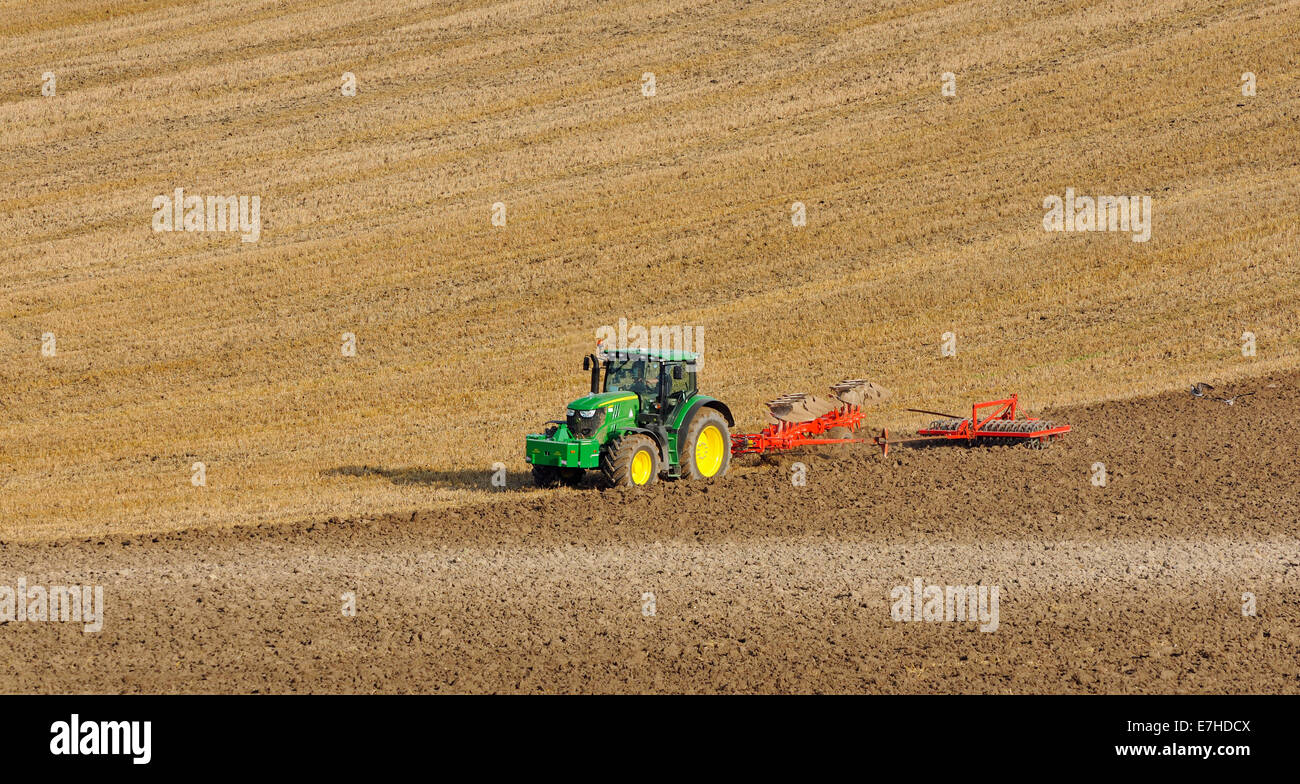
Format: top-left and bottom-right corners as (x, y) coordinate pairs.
(600, 347), (699, 362)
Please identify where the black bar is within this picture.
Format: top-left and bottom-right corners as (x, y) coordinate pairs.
(3, 695), (1283, 772)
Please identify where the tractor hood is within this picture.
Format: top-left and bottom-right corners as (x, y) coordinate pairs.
(566, 391), (640, 412)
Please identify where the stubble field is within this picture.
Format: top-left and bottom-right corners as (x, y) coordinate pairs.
(2, 0), (1298, 539)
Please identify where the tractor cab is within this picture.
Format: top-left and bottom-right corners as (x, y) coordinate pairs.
(595, 351), (697, 425)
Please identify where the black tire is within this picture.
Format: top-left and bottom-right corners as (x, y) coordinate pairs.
(601, 433), (660, 487)
(532, 463), (562, 488)
(680, 408), (731, 480)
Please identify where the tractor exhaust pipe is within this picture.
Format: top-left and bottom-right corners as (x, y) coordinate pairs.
(583, 354), (600, 394)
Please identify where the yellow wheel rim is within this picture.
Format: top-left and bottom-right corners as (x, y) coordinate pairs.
(630, 449), (653, 485)
(695, 425), (725, 477)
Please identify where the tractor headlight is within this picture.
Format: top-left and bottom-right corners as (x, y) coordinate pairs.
(566, 409), (575, 416)
(578, 409), (596, 418)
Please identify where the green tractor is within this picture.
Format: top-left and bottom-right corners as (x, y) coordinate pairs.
(525, 348), (735, 487)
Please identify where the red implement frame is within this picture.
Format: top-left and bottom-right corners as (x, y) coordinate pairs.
(913, 394), (1070, 445)
(730, 404), (864, 455)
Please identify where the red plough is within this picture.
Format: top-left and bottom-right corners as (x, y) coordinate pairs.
(730, 404), (865, 455)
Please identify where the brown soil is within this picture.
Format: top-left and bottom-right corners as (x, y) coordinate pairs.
(2, 374), (1298, 693)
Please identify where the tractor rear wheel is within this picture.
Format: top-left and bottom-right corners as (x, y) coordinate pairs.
(601, 434), (660, 487)
(680, 408), (731, 480)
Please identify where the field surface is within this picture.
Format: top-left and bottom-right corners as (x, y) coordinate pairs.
(1, 0), (1297, 694)
(3, 376), (1297, 693)
(2, 0), (1299, 539)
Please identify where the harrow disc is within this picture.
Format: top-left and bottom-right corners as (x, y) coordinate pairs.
(981, 419), (1054, 433)
(922, 417), (1057, 436)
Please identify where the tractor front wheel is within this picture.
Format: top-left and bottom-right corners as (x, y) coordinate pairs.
(680, 409), (731, 480)
(601, 434), (660, 487)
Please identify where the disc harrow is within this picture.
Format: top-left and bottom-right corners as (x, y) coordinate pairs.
(910, 395), (1069, 449)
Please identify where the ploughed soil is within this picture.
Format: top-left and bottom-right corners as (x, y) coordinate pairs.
(2, 374), (1298, 694)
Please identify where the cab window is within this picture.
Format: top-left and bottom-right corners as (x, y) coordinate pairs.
(604, 360), (644, 393)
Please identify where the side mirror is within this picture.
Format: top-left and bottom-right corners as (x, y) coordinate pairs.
(672, 365), (684, 380)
